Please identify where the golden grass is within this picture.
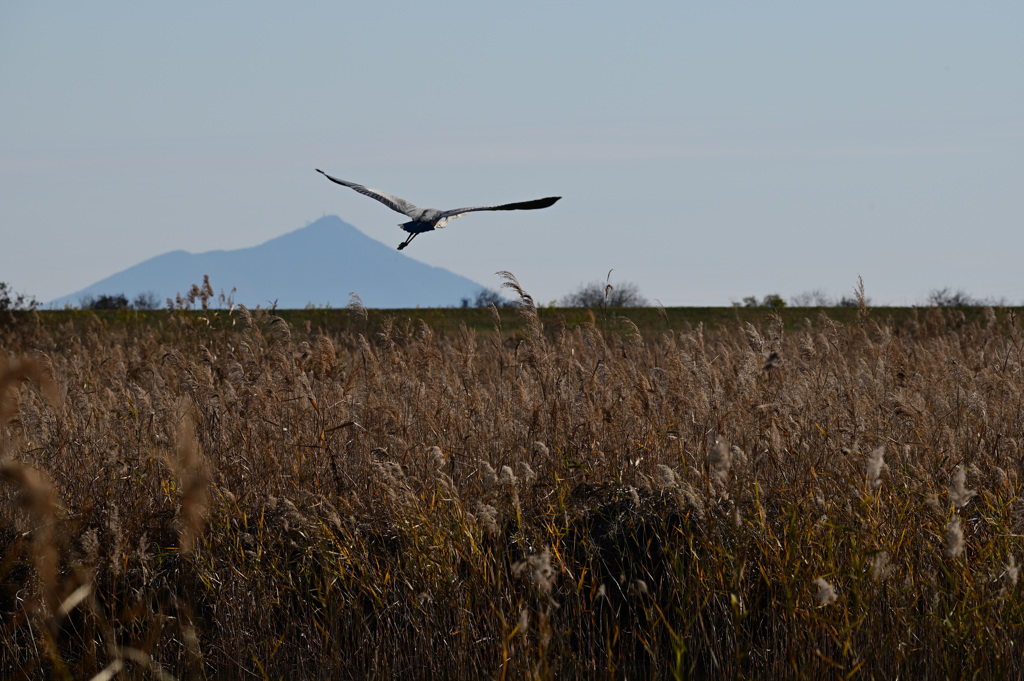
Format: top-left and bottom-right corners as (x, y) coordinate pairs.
(2, 289), (1023, 679)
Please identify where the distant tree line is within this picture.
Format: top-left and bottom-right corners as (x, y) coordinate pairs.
(924, 287), (1006, 307)
(738, 287), (1009, 309)
(78, 291), (161, 311)
(460, 281), (1008, 311)
(2, 279), (1011, 314)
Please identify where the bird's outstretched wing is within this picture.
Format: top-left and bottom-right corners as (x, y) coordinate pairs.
(316, 169), (423, 218)
(437, 196), (561, 220)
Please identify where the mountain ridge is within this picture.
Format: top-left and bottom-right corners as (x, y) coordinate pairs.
(49, 216), (488, 309)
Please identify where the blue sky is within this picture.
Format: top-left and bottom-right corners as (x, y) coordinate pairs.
(2, 2), (1022, 306)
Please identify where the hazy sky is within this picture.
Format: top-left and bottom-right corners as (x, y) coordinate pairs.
(3, 2), (1022, 307)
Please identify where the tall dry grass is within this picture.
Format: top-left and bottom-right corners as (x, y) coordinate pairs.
(1, 284), (1023, 679)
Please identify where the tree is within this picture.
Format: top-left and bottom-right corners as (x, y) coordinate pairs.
(81, 293), (129, 310)
(462, 288), (509, 308)
(0, 282), (39, 312)
(790, 289), (833, 307)
(132, 291), (161, 310)
(835, 295), (861, 307)
(741, 294), (786, 310)
(560, 278), (647, 308)
(928, 288), (980, 307)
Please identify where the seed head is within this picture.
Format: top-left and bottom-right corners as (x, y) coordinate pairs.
(475, 503), (500, 536)
(628, 579), (649, 597)
(499, 465), (517, 487)
(870, 551), (892, 581)
(814, 577), (838, 605)
(866, 446), (885, 488)
(517, 461), (537, 485)
(517, 608), (529, 641)
(709, 440), (732, 484)
(513, 548), (556, 598)
(656, 464), (678, 489)
(427, 446), (446, 469)
(945, 516), (964, 558)
(948, 466), (976, 509)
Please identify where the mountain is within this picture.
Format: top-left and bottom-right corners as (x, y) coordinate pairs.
(50, 216), (489, 309)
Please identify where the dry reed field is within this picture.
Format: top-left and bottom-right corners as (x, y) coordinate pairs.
(2, 277), (1023, 679)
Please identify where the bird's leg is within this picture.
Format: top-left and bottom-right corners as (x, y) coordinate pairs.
(397, 233), (418, 250)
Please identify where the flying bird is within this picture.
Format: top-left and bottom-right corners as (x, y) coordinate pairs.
(316, 169), (560, 250)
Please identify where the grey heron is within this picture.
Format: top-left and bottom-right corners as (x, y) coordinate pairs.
(316, 169), (560, 250)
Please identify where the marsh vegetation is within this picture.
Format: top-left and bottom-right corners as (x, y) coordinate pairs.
(2, 276), (1023, 678)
